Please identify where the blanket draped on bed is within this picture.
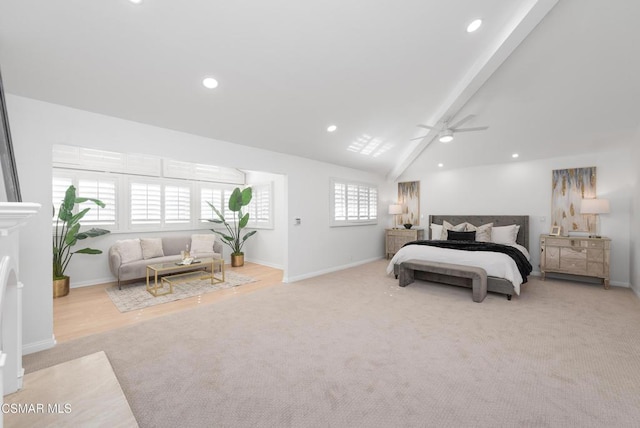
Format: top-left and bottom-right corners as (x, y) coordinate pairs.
(403, 240), (533, 283)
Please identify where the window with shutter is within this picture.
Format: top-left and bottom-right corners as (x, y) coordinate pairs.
(330, 179), (378, 226)
(130, 182), (161, 225)
(164, 185), (191, 224)
(246, 182), (273, 229)
(78, 178), (117, 225)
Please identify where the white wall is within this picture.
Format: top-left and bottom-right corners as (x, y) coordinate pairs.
(243, 170), (287, 269)
(631, 128), (640, 297)
(7, 95), (388, 352)
(398, 149), (633, 286)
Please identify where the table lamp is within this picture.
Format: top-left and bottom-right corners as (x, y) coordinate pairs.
(388, 204), (403, 228)
(580, 198), (610, 238)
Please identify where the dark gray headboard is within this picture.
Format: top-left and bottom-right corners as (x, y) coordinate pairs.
(428, 215), (529, 250)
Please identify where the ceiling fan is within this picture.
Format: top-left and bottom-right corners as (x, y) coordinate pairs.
(412, 114), (489, 143)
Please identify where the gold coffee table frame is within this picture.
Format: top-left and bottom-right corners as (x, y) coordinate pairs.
(146, 258), (225, 297)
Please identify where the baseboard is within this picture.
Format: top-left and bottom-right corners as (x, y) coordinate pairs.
(23, 335), (56, 355)
(632, 285), (640, 300)
(70, 276), (115, 289)
(284, 256), (383, 283)
(244, 258), (284, 270)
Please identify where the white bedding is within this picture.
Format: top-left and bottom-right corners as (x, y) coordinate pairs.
(386, 243), (530, 295)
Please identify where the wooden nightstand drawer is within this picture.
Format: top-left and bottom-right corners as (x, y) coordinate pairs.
(587, 262), (604, 277)
(585, 240), (605, 248)
(546, 238), (571, 247)
(560, 247), (587, 260)
(587, 248), (604, 261)
(560, 259), (587, 273)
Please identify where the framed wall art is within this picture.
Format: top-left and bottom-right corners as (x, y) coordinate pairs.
(398, 181), (419, 226)
(551, 167), (596, 235)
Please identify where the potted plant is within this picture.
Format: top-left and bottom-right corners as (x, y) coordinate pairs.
(204, 187), (256, 267)
(53, 185), (110, 298)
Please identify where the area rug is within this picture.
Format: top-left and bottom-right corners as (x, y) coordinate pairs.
(105, 271), (257, 312)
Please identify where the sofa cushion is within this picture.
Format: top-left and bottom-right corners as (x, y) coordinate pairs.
(140, 238), (164, 259)
(116, 239), (143, 264)
(191, 234), (216, 254)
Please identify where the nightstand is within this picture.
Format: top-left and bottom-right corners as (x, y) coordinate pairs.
(385, 228), (424, 259)
(540, 235), (611, 288)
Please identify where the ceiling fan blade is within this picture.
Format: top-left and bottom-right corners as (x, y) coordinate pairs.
(453, 126), (489, 133)
(448, 114), (475, 130)
(416, 124), (435, 130)
(410, 135), (429, 141)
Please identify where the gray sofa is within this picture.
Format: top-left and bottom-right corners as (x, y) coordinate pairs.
(109, 235), (223, 288)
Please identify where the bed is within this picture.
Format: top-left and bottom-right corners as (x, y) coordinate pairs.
(387, 215), (531, 300)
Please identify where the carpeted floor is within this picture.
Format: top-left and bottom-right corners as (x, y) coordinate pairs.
(24, 259), (640, 427)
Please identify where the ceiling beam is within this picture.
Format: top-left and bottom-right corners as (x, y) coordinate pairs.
(386, 0), (560, 182)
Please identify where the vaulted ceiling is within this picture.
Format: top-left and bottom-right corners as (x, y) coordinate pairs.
(0, 0), (638, 179)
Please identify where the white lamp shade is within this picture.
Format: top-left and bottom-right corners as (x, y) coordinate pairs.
(580, 199), (610, 214)
(388, 204), (403, 215)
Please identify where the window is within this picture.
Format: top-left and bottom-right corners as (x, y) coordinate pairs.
(52, 176), (73, 220)
(246, 182), (273, 229)
(200, 186), (236, 222)
(164, 185), (190, 224)
(78, 178), (117, 225)
(331, 179), (378, 226)
(130, 182), (161, 225)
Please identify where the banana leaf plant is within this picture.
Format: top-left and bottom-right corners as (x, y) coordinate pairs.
(53, 185), (110, 280)
(203, 187), (257, 256)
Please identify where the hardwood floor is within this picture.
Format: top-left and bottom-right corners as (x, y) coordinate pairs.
(53, 262), (283, 343)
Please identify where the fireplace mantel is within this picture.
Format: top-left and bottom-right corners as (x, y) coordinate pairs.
(0, 201), (39, 421)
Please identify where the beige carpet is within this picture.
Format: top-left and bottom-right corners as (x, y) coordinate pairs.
(24, 259), (640, 427)
(106, 271), (257, 312)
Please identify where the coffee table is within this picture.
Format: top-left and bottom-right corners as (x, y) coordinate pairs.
(145, 258), (224, 297)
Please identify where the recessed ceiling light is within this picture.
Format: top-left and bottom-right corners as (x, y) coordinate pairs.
(512, 153), (519, 158)
(438, 163), (444, 168)
(129, 0), (143, 4)
(467, 19), (482, 33)
(202, 77), (219, 89)
(327, 125), (337, 132)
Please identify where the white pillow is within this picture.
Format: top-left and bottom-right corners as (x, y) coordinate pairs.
(116, 239), (143, 264)
(491, 225), (521, 245)
(441, 221), (467, 240)
(140, 238), (164, 260)
(190, 234), (216, 254)
(430, 223), (443, 240)
(465, 222), (493, 242)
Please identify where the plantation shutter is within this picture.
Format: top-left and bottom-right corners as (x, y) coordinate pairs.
(331, 179), (378, 226)
(78, 178), (117, 225)
(130, 182), (161, 225)
(165, 185), (191, 224)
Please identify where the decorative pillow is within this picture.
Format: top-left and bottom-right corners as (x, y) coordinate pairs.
(447, 230), (476, 241)
(440, 221), (467, 240)
(140, 238), (164, 260)
(491, 225), (521, 245)
(430, 223), (443, 240)
(116, 239), (143, 264)
(465, 222), (493, 242)
(190, 234), (216, 253)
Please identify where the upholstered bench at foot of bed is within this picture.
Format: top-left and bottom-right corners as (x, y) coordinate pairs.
(398, 259), (488, 303)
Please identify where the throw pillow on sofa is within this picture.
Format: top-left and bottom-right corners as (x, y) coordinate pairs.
(116, 239), (143, 263)
(140, 238), (164, 259)
(191, 234), (216, 253)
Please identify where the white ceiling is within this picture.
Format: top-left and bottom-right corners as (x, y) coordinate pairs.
(0, 0), (638, 178)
